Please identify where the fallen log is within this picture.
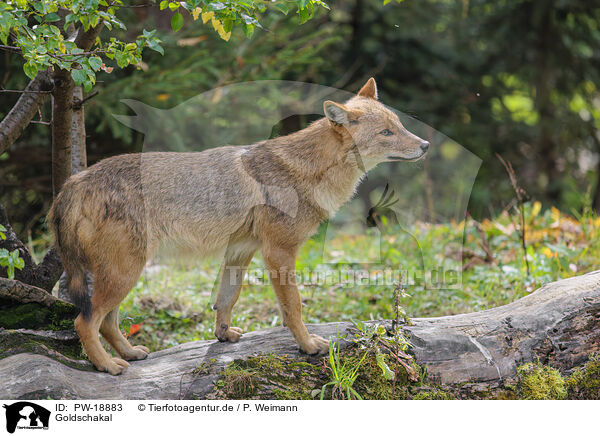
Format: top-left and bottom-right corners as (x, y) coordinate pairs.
(0, 270), (599, 399)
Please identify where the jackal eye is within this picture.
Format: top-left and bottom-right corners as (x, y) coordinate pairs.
(380, 129), (394, 136)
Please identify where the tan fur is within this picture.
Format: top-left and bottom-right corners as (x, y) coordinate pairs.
(47, 78), (429, 375)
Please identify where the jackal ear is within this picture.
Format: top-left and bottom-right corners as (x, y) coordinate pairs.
(358, 77), (378, 100)
(324, 101), (351, 125)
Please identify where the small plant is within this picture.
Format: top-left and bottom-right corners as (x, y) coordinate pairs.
(319, 340), (367, 400)
(497, 153), (531, 276)
(0, 225), (24, 280)
(350, 279), (417, 386)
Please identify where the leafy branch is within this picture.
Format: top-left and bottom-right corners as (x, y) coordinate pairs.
(0, 0), (328, 92)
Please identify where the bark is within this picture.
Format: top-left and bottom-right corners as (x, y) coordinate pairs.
(51, 68), (75, 197)
(56, 85), (88, 301)
(0, 271), (598, 400)
(70, 86), (87, 174)
(74, 23), (104, 52)
(0, 70), (52, 154)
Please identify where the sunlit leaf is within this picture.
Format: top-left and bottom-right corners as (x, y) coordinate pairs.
(171, 12), (184, 32)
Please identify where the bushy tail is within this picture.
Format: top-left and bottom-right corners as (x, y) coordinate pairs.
(48, 188), (92, 319)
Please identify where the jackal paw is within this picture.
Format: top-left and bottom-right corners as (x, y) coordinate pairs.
(216, 324), (243, 343)
(301, 334), (330, 355)
(99, 357), (130, 376)
(121, 345), (149, 361)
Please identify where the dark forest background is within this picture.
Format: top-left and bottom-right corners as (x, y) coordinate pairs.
(2, 0), (600, 240)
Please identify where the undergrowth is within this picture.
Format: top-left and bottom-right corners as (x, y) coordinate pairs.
(113, 202), (599, 352)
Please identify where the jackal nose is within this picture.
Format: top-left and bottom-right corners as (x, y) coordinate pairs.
(420, 141), (430, 152)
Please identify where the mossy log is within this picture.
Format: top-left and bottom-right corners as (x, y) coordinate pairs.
(0, 278), (78, 331)
(0, 271), (599, 400)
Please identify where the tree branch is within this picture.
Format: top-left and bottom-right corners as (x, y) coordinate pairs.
(0, 70), (52, 154)
(74, 22), (105, 52)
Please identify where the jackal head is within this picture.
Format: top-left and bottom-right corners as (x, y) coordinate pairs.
(323, 78), (429, 170)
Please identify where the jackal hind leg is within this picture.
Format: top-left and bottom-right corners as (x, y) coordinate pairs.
(100, 306), (149, 361)
(213, 247), (256, 343)
(75, 310), (130, 376)
(78, 261), (144, 375)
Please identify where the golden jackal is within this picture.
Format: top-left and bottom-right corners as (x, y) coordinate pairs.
(48, 78), (429, 375)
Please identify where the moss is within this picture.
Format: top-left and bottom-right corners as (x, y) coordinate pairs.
(516, 361), (567, 400)
(0, 329), (88, 370)
(216, 367), (258, 399)
(0, 301), (77, 330)
(0, 303), (52, 329)
(413, 390), (454, 400)
(47, 301), (78, 330)
(566, 354), (600, 400)
(208, 353), (327, 400)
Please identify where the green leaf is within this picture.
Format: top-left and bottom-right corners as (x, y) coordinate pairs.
(242, 23), (254, 38)
(147, 39), (164, 55)
(274, 3), (289, 14)
(298, 7), (310, 23)
(114, 51), (127, 68)
(376, 353), (395, 380)
(88, 56), (102, 71)
(44, 12), (60, 22)
(33, 2), (47, 14)
(168, 2), (180, 12)
(23, 62), (38, 79)
(11, 250), (24, 270)
(159, 0), (168, 10)
(171, 12), (184, 32)
(71, 68), (87, 85)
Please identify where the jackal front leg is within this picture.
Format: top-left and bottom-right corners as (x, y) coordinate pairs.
(213, 246), (256, 343)
(263, 243), (329, 354)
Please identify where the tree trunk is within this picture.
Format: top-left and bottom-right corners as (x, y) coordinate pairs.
(51, 68), (74, 197)
(1, 271), (598, 399)
(57, 85), (89, 302)
(70, 86), (87, 174)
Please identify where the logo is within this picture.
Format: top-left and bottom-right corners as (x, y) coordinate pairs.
(3, 402), (50, 434)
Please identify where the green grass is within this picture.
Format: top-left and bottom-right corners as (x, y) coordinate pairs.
(119, 202), (600, 352)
